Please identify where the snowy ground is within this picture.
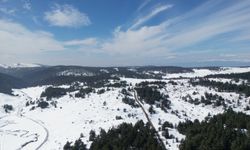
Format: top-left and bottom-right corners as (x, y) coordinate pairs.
(163, 67), (250, 79)
(0, 87), (147, 150)
(0, 67), (250, 150)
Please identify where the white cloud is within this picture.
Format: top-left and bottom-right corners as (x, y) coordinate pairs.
(102, 24), (169, 56)
(0, 19), (65, 55)
(44, 4), (91, 28)
(64, 38), (98, 47)
(161, 0), (250, 50)
(137, 0), (151, 12)
(131, 4), (172, 29)
(99, 0), (250, 64)
(0, 19), (101, 64)
(1, 0), (249, 66)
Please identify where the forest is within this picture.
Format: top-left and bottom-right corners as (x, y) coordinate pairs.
(178, 109), (250, 150)
(190, 78), (250, 97)
(40, 87), (67, 100)
(206, 71), (250, 82)
(64, 120), (165, 150)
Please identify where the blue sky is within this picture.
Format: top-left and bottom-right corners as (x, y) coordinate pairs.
(0, 0), (249, 66)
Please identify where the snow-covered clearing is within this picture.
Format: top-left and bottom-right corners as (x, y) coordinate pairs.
(163, 67), (250, 79)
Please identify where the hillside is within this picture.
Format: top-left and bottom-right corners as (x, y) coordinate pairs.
(0, 66), (250, 150)
(0, 73), (26, 94)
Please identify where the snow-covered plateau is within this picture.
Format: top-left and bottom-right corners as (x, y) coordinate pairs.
(0, 67), (250, 150)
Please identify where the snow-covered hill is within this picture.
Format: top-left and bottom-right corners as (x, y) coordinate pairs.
(0, 63), (42, 69)
(0, 67), (250, 150)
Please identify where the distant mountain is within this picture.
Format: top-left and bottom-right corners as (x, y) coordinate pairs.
(0, 73), (26, 94)
(0, 63), (43, 69)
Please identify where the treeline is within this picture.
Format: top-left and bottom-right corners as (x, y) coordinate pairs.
(182, 92), (226, 107)
(36, 75), (115, 88)
(0, 73), (26, 94)
(40, 80), (129, 100)
(75, 87), (94, 98)
(41, 87), (67, 100)
(178, 109), (250, 150)
(206, 71), (250, 82)
(135, 86), (163, 104)
(135, 84), (171, 112)
(106, 80), (128, 88)
(190, 79), (250, 97)
(21, 66), (165, 87)
(136, 81), (167, 89)
(64, 120), (165, 150)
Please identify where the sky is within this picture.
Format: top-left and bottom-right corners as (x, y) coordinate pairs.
(0, 0), (250, 67)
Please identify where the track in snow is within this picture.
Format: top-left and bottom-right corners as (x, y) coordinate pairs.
(25, 117), (49, 150)
(133, 89), (166, 150)
(17, 91), (49, 150)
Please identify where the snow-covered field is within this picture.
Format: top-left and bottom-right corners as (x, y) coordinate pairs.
(0, 87), (148, 149)
(163, 67), (250, 79)
(0, 67), (250, 150)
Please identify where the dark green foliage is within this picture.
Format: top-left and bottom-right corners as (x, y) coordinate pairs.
(136, 66), (193, 74)
(41, 87), (67, 100)
(206, 71), (250, 82)
(137, 81), (167, 89)
(121, 88), (132, 96)
(120, 88), (139, 108)
(75, 87), (94, 98)
(135, 86), (164, 104)
(89, 130), (96, 141)
(161, 130), (170, 139)
(168, 80), (178, 85)
(107, 81), (128, 88)
(135, 83), (171, 109)
(64, 121), (165, 150)
(161, 99), (171, 109)
(149, 105), (156, 114)
(3, 104), (13, 113)
(203, 92), (225, 107)
(90, 120), (164, 150)
(115, 116), (122, 120)
(190, 79), (250, 97)
(63, 139), (87, 150)
(37, 101), (49, 109)
(178, 110), (250, 150)
(122, 96), (139, 108)
(97, 89), (105, 94)
(162, 121), (174, 129)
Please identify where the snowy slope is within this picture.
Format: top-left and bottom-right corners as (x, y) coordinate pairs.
(0, 87), (148, 149)
(0, 63), (42, 69)
(0, 67), (249, 150)
(163, 67), (250, 79)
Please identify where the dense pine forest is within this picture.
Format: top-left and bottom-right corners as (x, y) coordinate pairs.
(64, 120), (165, 150)
(178, 109), (250, 150)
